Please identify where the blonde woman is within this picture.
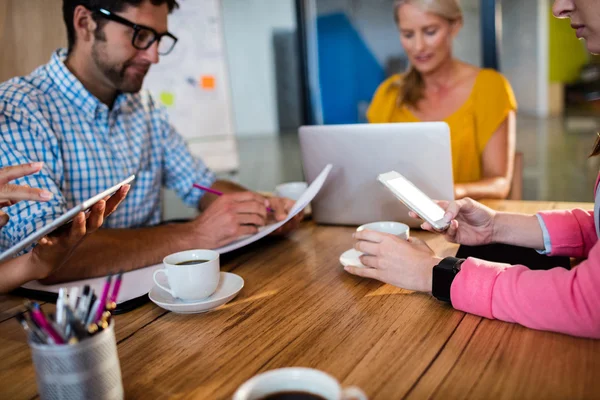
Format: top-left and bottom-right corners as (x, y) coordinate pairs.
(368, 0), (517, 200)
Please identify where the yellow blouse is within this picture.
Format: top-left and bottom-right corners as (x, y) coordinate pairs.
(366, 69), (517, 183)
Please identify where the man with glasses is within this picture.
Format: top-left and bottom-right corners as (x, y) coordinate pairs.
(0, 0), (302, 282)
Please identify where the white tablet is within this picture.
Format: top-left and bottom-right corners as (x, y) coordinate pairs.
(0, 175), (135, 263)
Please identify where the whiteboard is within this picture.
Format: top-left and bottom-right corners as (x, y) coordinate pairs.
(144, 0), (239, 172)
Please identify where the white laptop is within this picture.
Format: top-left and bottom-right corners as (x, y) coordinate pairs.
(299, 122), (454, 227)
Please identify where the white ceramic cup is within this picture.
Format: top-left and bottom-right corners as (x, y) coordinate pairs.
(354, 222), (410, 262)
(153, 249), (220, 301)
(233, 367), (367, 400)
(356, 221), (410, 240)
(275, 182), (308, 201)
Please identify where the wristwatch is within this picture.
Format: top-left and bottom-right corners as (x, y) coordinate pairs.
(432, 257), (465, 305)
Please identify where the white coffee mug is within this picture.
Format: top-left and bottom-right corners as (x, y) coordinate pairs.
(354, 222), (409, 261)
(233, 367), (367, 400)
(153, 249), (220, 301)
(356, 221), (409, 240)
(275, 181), (310, 215)
(275, 182), (308, 201)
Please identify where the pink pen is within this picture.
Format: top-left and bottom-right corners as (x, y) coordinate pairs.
(193, 183), (274, 213)
(30, 303), (65, 345)
(95, 275), (112, 323)
(107, 272), (123, 310)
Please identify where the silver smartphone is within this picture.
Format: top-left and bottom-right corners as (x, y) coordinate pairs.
(0, 174), (135, 263)
(377, 171), (450, 231)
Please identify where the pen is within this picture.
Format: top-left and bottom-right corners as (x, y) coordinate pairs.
(107, 271), (123, 310)
(47, 314), (68, 342)
(65, 306), (89, 340)
(87, 298), (101, 326)
(64, 303), (73, 339)
(95, 275), (112, 322)
(16, 313), (45, 343)
(56, 288), (66, 327)
(76, 286), (91, 320)
(24, 304), (54, 344)
(84, 293), (97, 324)
(69, 287), (79, 309)
(30, 303), (65, 345)
(192, 183), (274, 213)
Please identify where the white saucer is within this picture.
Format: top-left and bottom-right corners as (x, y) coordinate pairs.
(339, 248), (367, 268)
(149, 272), (244, 314)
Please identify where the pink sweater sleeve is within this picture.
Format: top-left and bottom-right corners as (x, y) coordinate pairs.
(450, 246), (600, 338)
(538, 209), (596, 258)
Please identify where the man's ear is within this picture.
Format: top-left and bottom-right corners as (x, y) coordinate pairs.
(72, 5), (98, 46)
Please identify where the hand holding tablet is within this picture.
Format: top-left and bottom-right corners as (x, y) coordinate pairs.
(27, 183), (131, 282)
(0, 174), (135, 263)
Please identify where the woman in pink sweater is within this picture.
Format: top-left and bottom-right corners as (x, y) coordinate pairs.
(345, 0), (600, 339)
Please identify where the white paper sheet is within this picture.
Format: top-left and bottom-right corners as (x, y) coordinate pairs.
(22, 165), (333, 304)
(214, 164), (332, 254)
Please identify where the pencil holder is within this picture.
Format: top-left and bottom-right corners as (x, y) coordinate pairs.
(28, 321), (123, 400)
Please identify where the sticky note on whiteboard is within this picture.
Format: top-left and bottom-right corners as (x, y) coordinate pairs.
(200, 75), (216, 90)
(159, 92), (175, 107)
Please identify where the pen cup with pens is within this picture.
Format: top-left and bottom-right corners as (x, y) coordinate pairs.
(18, 274), (124, 400)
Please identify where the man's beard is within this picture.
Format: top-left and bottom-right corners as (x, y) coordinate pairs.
(91, 42), (148, 93)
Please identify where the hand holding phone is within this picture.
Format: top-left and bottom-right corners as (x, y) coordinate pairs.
(377, 171), (450, 231)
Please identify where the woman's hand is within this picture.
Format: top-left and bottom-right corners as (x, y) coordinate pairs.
(0, 163), (54, 227)
(344, 230), (442, 292)
(29, 185), (129, 280)
(412, 197), (497, 246)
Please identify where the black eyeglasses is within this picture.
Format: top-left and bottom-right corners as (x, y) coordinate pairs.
(94, 8), (178, 55)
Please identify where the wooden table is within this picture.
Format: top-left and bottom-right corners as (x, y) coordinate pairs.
(1, 200), (599, 399)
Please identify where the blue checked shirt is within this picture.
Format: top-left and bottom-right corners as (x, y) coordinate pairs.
(0, 49), (216, 252)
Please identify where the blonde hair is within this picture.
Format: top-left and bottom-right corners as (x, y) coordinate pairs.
(392, 0), (463, 108)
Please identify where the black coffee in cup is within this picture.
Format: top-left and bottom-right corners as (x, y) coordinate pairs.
(259, 392), (326, 400)
(175, 260), (209, 266)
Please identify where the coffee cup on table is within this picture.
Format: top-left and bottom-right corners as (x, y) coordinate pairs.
(275, 182), (310, 215)
(152, 249), (220, 301)
(233, 367), (367, 400)
(353, 222), (410, 263)
(356, 221), (409, 240)
(274, 182), (308, 201)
